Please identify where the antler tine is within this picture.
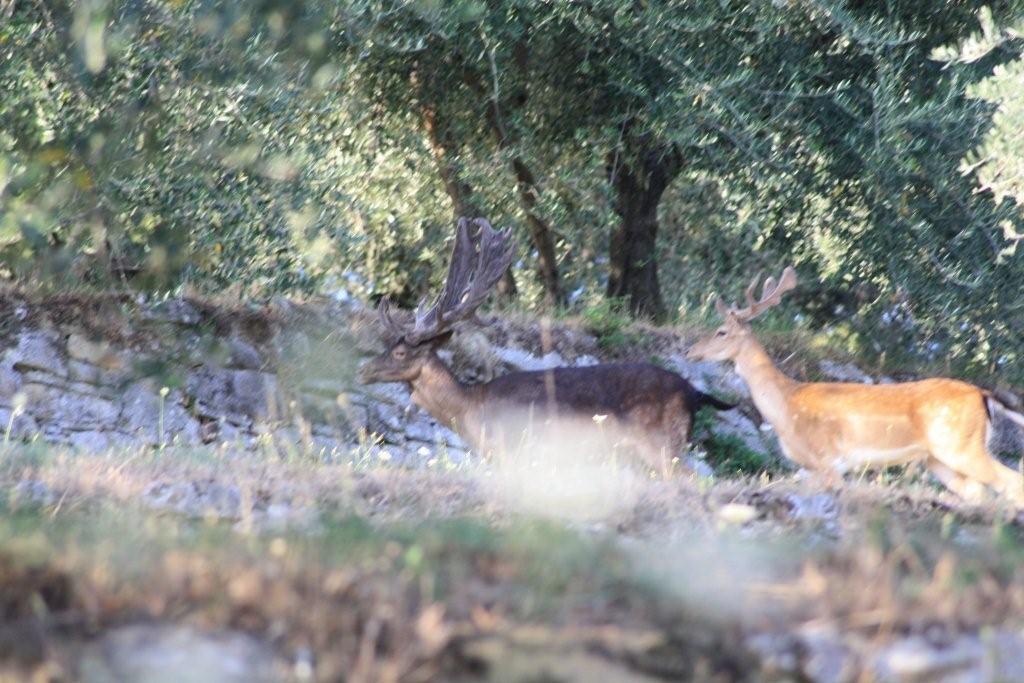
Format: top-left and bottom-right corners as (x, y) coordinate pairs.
(731, 266), (798, 321)
(442, 218), (514, 320)
(405, 218), (515, 344)
(743, 272), (762, 310)
(408, 218), (477, 341)
(376, 297), (405, 338)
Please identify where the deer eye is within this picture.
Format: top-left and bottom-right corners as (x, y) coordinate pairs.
(715, 329), (728, 337)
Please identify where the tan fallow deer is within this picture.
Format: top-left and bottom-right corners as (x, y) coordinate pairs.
(358, 217), (734, 475)
(687, 266), (1024, 507)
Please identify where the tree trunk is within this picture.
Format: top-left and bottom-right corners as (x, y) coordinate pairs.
(462, 60), (564, 306)
(508, 155), (563, 306)
(422, 103), (517, 298)
(606, 136), (683, 322)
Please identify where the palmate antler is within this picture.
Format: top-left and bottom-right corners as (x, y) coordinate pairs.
(715, 266), (798, 322)
(377, 217), (515, 345)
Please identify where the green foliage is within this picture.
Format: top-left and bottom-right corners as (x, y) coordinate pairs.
(3, 1), (1024, 381)
(580, 298), (642, 351)
(692, 407), (771, 476)
(704, 433), (768, 477)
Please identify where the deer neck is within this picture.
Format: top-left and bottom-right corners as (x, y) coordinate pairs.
(408, 354), (479, 432)
(732, 337), (796, 429)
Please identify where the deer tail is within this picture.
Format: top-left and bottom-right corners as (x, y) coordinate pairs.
(978, 393), (1024, 430)
(696, 390), (736, 412)
(986, 392), (1024, 429)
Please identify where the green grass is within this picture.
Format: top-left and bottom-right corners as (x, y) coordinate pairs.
(580, 298), (647, 351)
(692, 407), (774, 476)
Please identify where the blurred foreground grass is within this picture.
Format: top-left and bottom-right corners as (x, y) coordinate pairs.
(0, 441), (1023, 681)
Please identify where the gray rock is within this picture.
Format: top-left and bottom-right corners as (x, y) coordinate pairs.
(798, 627), (857, 683)
(12, 480), (56, 507)
(747, 632), (801, 677)
(241, 502), (319, 533)
(66, 333), (121, 367)
(68, 359), (104, 386)
(0, 358), (22, 399)
(870, 635), (983, 683)
(142, 480), (242, 519)
(354, 382), (409, 407)
(20, 370), (110, 397)
(712, 409), (771, 457)
(6, 331), (67, 378)
(68, 430), (113, 452)
(120, 382), (202, 446)
(403, 414), (443, 443)
(668, 355), (750, 400)
(435, 424), (466, 450)
(985, 630), (1024, 681)
(0, 407), (38, 441)
(215, 419), (252, 445)
(79, 624), (276, 683)
(300, 377), (349, 399)
(187, 366), (284, 423)
(145, 298), (201, 325)
(819, 360), (874, 384)
(492, 345), (567, 371)
(22, 383), (120, 431)
(366, 400), (407, 438)
(785, 493), (839, 523)
(685, 455), (715, 479)
(227, 337), (262, 370)
(231, 369), (282, 420)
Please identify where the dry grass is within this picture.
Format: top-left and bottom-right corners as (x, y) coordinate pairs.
(0, 442), (1022, 681)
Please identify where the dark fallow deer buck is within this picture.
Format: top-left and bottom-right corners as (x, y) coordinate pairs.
(687, 267), (1024, 507)
(358, 218), (734, 475)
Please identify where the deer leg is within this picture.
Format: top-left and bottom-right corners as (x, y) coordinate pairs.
(989, 460), (1024, 507)
(927, 459), (989, 504)
(776, 437), (840, 487)
(947, 453), (1024, 508)
(929, 425), (1024, 508)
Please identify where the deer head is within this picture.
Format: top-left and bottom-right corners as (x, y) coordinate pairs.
(357, 217), (515, 385)
(687, 266), (797, 362)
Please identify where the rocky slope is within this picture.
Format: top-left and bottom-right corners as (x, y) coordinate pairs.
(0, 291), (780, 469)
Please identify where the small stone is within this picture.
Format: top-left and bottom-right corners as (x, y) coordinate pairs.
(142, 481), (242, 519)
(718, 503), (759, 525)
(798, 627), (857, 683)
(748, 632), (801, 676)
(145, 298), (201, 325)
(79, 624), (276, 683)
(785, 493), (839, 523)
(870, 635), (983, 683)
